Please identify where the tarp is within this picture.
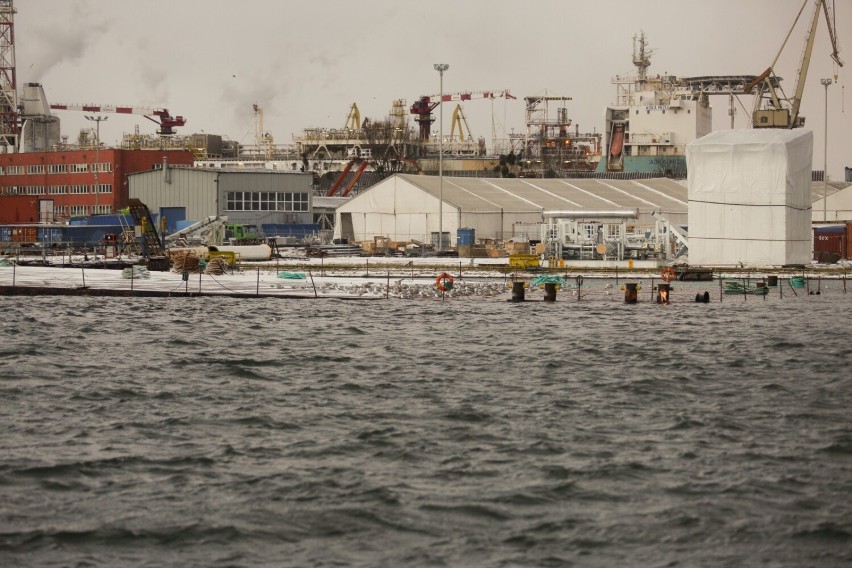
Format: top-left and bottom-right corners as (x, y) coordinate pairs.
(687, 129), (812, 266)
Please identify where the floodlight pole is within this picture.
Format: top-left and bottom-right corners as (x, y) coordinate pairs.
(434, 63), (449, 251)
(820, 78), (832, 223)
(85, 115), (108, 216)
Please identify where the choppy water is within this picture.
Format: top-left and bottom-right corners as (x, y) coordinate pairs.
(1, 287), (851, 567)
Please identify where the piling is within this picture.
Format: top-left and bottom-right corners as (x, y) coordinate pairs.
(624, 282), (638, 304)
(657, 283), (671, 304)
(510, 281), (526, 302)
(543, 282), (557, 302)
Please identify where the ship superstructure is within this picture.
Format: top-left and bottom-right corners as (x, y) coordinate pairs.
(597, 32), (712, 178)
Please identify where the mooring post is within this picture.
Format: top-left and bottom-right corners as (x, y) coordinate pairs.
(510, 281), (525, 302)
(543, 282), (557, 302)
(366, 258), (369, 278)
(624, 282), (638, 304)
(81, 267), (86, 288)
(256, 267), (260, 296)
(386, 270), (390, 299)
(131, 264), (134, 291)
(576, 275), (583, 302)
(12, 262), (15, 287)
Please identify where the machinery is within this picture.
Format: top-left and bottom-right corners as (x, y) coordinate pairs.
(746, 0), (843, 128)
(409, 89), (514, 141)
(49, 103), (187, 135)
(540, 209), (687, 262)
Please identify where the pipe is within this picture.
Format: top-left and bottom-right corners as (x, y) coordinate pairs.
(543, 209), (639, 219)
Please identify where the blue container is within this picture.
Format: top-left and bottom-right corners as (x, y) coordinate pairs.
(457, 228), (475, 246)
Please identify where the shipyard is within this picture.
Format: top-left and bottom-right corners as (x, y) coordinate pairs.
(0, 0), (850, 302)
(1, 2), (852, 567)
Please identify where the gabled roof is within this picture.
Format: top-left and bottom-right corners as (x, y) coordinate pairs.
(396, 174), (689, 214)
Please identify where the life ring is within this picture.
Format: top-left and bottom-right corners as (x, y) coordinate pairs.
(661, 267), (676, 282)
(435, 272), (454, 292)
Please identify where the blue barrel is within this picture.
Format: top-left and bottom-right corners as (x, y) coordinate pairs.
(457, 228), (475, 246)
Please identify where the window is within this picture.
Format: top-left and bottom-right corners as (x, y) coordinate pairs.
(48, 185), (67, 195)
(225, 191), (309, 212)
(27, 164), (45, 175)
(69, 185), (88, 194)
(48, 164), (67, 174)
(70, 205), (89, 216)
(6, 165), (23, 175)
(93, 204), (112, 214)
(94, 183), (112, 194)
(27, 186), (43, 195)
(93, 162), (112, 173)
(69, 163), (88, 173)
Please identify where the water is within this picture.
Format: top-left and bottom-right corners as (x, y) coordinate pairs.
(1, 289), (851, 567)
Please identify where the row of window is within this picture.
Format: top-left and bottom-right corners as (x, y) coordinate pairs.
(225, 191), (309, 212)
(4, 184), (113, 195)
(0, 163), (112, 175)
(53, 204), (113, 217)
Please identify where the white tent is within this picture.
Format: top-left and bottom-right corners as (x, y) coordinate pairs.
(333, 174), (689, 244)
(687, 129), (812, 266)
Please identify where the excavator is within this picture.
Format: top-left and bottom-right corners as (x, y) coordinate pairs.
(746, 0), (843, 128)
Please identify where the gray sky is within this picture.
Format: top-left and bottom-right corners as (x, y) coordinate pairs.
(16, 0), (851, 178)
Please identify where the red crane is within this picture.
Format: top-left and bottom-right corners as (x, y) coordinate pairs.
(49, 103), (187, 135)
(410, 90), (514, 140)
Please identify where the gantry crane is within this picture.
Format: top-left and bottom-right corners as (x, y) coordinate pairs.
(746, 0), (843, 128)
(409, 90), (514, 140)
(49, 103), (187, 135)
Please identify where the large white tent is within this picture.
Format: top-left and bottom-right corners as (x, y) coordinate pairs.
(333, 174), (689, 244)
(687, 129), (813, 266)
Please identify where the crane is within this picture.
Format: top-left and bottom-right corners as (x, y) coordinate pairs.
(746, 0), (843, 128)
(49, 103), (187, 135)
(410, 89), (514, 140)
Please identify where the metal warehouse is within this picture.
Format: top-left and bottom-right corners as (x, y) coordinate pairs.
(128, 165), (314, 235)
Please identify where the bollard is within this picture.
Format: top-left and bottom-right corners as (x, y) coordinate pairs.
(657, 283), (671, 304)
(624, 282), (638, 304)
(510, 281), (526, 302)
(543, 282), (557, 302)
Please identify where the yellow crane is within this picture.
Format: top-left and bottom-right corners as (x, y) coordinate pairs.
(747, 0), (843, 128)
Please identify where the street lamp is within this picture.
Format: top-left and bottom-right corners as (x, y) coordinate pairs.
(434, 63), (449, 251)
(820, 78), (832, 223)
(85, 115), (108, 216)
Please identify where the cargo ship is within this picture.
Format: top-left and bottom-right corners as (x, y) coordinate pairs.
(596, 32), (712, 178)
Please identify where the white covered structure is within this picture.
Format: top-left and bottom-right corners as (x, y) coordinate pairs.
(687, 129), (812, 266)
(333, 174), (689, 245)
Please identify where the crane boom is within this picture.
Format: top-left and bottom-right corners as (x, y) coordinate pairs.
(410, 89), (514, 140)
(50, 103), (187, 135)
(752, 0), (843, 129)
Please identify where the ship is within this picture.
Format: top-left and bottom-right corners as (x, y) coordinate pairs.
(596, 32), (712, 178)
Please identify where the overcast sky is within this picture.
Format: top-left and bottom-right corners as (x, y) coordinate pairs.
(16, 0), (851, 178)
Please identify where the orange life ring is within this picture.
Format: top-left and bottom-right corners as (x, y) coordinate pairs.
(661, 267), (676, 282)
(435, 272), (454, 292)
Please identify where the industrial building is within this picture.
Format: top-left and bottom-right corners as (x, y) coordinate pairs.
(128, 165), (314, 236)
(333, 174), (689, 253)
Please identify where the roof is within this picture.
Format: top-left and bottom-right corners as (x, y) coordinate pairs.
(396, 174), (689, 214)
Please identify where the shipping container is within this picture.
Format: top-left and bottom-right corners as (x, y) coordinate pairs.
(813, 223), (852, 262)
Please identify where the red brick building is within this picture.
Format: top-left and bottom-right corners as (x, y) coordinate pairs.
(0, 149), (194, 223)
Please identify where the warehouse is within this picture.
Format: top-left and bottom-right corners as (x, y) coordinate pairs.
(333, 174), (689, 246)
(128, 165), (314, 234)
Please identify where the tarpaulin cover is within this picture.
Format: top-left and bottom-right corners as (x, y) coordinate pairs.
(686, 129), (812, 266)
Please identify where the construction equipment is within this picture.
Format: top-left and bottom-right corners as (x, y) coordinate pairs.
(449, 104), (474, 142)
(746, 0), (843, 128)
(126, 198), (169, 269)
(409, 90), (515, 140)
(344, 103), (361, 130)
(50, 103), (187, 135)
